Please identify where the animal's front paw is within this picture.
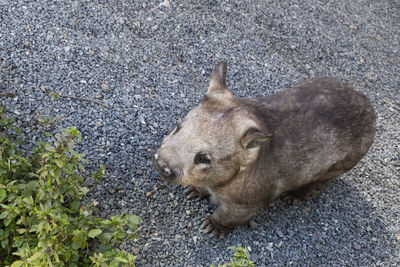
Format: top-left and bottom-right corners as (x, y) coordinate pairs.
(185, 186), (209, 200)
(201, 216), (230, 238)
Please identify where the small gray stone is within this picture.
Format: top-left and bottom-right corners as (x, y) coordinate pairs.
(277, 230), (285, 238)
(101, 83), (110, 92)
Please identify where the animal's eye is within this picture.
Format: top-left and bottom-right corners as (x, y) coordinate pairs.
(194, 152), (211, 165)
(172, 122), (182, 135)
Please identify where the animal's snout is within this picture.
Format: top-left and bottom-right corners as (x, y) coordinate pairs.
(153, 152), (177, 181)
(160, 166), (176, 180)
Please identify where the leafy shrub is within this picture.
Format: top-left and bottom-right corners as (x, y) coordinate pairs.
(0, 108), (140, 266)
(212, 245), (254, 267)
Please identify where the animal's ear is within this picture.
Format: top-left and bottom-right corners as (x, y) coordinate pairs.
(202, 61), (236, 110)
(240, 127), (271, 149)
(207, 61), (232, 96)
(210, 61), (227, 87)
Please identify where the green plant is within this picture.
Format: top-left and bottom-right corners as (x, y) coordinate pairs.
(211, 245), (255, 267)
(0, 108), (140, 266)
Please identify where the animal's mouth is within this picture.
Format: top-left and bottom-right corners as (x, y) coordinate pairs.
(152, 152), (181, 183)
(157, 171), (182, 185)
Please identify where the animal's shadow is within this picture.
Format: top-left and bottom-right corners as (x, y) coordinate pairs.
(148, 174), (397, 266)
(198, 177), (398, 266)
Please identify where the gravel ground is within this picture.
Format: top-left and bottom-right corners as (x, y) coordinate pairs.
(1, 0), (399, 266)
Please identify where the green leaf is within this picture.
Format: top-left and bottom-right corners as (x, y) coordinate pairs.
(71, 241), (81, 250)
(70, 200), (80, 212)
(54, 159), (64, 168)
(227, 245), (237, 251)
(127, 215), (142, 226)
(108, 260), (119, 267)
(88, 229), (102, 238)
(1, 239), (8, 248)
(0, 188), (6, 202)
(114, 256), (129, 263)
(102, 233), (113, 242)
(27, 252), (42, 262)
(58, 217), (70, 225)
(80, 238), (87, 249)
(65, 250), (71, 261)
(115, 232), (126, 239)
(128, 254), (137, 263)
(16, 229), (27, 234)
(0, 211), (8, 219)
(79, 187), (89, 195)
(26, 180), (38, 190)
(40, 170), (48, 178)
(50, 92), (60, 100)
(44, 144), (55, 152)
(100, 219), (111, 225)
(11, 260), (23, 267)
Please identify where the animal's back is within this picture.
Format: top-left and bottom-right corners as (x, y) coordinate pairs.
(241, 77), (376, 192)
(283, 76), (376, 157)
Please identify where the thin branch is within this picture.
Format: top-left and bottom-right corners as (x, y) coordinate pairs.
(383, 98), (400, 111)
(59, 94), (109, 109)
(0, 93), (16, 98)
(123, 122), (139, 134)
(131, 226), (143, 236)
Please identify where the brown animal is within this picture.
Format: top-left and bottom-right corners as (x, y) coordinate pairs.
(153, 61), (376, 237)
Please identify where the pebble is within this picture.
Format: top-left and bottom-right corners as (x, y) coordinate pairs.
(277, 230), (285, 238)
(132, 247), (140, 254)
(365, 73), (378, 82)
(0, 81), (6, 90)
(101, 83), (110, 92)
(159, 0), (170, 8)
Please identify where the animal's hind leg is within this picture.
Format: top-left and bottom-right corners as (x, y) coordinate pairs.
(285, 179), (332, 201)
(285, 161), (350, 202)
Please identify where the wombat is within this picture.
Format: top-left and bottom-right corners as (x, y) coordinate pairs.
(153, 61), (376, 237)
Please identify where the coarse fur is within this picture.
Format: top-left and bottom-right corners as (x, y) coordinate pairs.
(153, 61), (376, 236)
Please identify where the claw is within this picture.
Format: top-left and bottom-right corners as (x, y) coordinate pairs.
(201, 217), (211, 230)
(218, 230), (227, 239)
(211, 229), (218, 236)
(282, 194), (301, 204)
(188, 191), (198, 199)
(201, 216), (230, 238)
(184, 186), (208, 200)
(184, 186), (193, 195)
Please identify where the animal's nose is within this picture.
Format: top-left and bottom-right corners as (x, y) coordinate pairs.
(153, 153), (176, 180)
(160, 166), (176, 180)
